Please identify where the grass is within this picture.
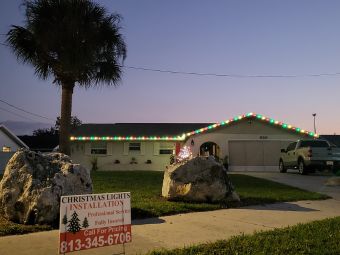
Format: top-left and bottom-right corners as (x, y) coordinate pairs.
(0, 216), (52, 236)
(92, 171), (328, 219)
(147, 216), (340, 255)
(0, 171), (329, 236)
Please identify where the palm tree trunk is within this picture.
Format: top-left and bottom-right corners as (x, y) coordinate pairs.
(59, 84), (74, 155)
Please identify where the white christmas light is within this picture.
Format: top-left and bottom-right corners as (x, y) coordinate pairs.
(177, 146), (192, 162)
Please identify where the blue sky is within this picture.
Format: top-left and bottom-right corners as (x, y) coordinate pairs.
(1, 0), (340, 134)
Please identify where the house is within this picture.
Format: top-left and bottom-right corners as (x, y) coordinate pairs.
(70, 123), (209, 171)
(70, 113), (318, 172)
(0, 124), (29, 173)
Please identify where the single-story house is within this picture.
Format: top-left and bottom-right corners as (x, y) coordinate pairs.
(0, 124), (29, 173)
(70, 113), (318, 172)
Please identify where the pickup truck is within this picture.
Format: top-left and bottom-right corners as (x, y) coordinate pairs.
(279, 139), (340, 175)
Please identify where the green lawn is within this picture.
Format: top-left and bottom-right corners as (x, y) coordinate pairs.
(147, 216), (340, 255)
(92, 171), (328, 219)
(0, 171), (329, 236)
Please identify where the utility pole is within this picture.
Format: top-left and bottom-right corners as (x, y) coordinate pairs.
(312, 113), (317, 134)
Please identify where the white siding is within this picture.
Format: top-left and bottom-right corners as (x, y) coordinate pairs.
(0, 130), (21, 152)
(71, 141), (180, 171)
(153, 142), (160, 155)
(106, 143), (113, 155)
(85, 143), (91, 155)
(123, 142), (129, 155)
(140, 142), (145, 155)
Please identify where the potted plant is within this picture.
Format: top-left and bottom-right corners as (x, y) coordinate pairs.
(130, 157), (137, 164)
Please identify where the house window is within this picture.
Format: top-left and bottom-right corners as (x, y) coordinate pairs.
(2, 146), (11, 152)
(129, 142), (141, 151)
(91, 142), (107, 155)
(159, 149), (173, 155)
(159, 143), (174, 155)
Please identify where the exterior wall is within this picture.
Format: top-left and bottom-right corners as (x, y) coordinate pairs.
(0, 130), (21, 173)
(0, 152), (15, 173)
(183, 119), (305, 171)
(70, 119), (308, 172)
(71, 141), (182, 171)
(0, 130), (21, 152)
(183, 119), (303, 157)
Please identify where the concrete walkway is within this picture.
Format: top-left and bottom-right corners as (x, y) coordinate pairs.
(238, 171), (340, 200)
(1, 198), (340, 255)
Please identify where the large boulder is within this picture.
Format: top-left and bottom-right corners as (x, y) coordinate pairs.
(162, 156), (239, 203)
(0, 149), (92, 225)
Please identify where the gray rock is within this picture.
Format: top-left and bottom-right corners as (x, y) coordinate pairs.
(0, 149), (92, 225)
(162, 156), (240, 203)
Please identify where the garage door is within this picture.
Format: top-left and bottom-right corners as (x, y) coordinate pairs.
(229, 140), (291, 171)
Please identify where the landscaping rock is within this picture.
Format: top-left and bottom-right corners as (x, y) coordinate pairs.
(162, 156), (240, 203)
(0, 149), (92, 225)
(324, 177), (340, 186)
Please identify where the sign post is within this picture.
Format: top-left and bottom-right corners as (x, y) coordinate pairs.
(59, 192), (131, 254)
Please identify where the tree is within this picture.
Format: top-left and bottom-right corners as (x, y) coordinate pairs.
(55, 116), (82, 131)
(32, 116), (81, 136)
(33, 127), (58, 136)
(62, 214), (68, 225)
(82, 217), (89, 228)
(7, 0), (127, 155)
(67, 211), (81, 234)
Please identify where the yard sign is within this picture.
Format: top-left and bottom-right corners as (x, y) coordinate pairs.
(59, 192), (131, 254)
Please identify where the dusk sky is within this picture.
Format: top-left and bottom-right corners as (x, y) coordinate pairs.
(1, 0), (340, 134)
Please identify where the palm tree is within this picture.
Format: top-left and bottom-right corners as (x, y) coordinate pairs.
(6, 0), (127, 155)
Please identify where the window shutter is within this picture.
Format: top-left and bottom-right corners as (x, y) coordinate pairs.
(123, 142), (129, 155)
(85, 143), (91, 155)
(140, 142), (145, 155)
(107, 142), (112, 155)
(153, 142), (160, 155)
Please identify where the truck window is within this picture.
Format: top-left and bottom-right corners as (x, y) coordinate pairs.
(287, 142), (297, 151)
(299, 140), (329, 148)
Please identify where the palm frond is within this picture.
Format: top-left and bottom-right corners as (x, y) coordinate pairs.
(7, 0), (127, 87)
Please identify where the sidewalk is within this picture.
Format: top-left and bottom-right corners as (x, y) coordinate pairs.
(1, 199), (340, 255)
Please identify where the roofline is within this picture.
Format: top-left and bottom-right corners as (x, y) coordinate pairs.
(70, 112), (319, 142)
(0, 124), (29, 148)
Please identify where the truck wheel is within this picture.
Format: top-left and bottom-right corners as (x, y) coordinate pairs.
(298, 160), (308, 175)
(279, 160), (287, 173)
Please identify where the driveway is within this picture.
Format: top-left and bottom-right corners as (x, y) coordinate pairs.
(236, 171), (340, 201)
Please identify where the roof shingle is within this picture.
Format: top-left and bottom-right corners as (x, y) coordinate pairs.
(71, 123), (212, 137)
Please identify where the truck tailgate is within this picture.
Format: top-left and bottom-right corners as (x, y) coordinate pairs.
(310, 148), (340, 161)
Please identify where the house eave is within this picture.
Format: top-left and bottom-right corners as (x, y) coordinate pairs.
(69, 112), (318, 142)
